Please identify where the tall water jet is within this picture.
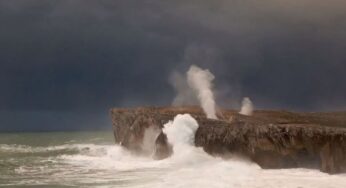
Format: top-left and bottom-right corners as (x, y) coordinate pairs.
(187, 65), (217, 119)
(239, 97), (254, 116)
(162, 114), (199, 152)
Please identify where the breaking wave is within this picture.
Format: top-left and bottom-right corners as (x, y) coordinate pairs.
(1, 119), (346, 187)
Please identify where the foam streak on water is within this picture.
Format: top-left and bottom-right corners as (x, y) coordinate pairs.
(0, 128), (345, 187)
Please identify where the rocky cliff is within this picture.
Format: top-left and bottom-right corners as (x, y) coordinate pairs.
(110, 106), (346, 174)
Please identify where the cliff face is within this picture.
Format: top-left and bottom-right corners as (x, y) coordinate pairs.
(110, 107), (346, 174)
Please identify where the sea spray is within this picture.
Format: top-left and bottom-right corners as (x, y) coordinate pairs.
(162, 114), (198, 148)
(156, 114), (259, 187)
(239, 97), (254, 116)
(3, 132), (346, 187)
(162, 114), (217, 166)
(170, 71), (198, 106)
(141, 126), (161, 155)
(170, 65), (218, 119)
(187, 65), (218, 119)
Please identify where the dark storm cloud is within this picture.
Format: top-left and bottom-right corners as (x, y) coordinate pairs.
(1, 0), (346, 130)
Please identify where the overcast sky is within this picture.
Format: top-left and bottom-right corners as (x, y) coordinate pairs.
(1, 0), (346, 131)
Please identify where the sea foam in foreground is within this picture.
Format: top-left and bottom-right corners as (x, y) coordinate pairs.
(0, 119), (346, 187)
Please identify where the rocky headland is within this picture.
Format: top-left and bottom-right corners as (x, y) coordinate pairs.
(110, 106), (346, 174)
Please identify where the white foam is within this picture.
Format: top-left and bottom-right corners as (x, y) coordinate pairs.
(7, 116), (346, 187)
(187, 65), (218, 119)
(239, 97), (254, 116)
(163, 114), (198, 148)
(11, 142), (346, 188)
(58, 115), (346, 187)
(0, 143), (112, 154)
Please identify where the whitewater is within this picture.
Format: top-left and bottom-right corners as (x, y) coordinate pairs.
(1, 116), (346, 188)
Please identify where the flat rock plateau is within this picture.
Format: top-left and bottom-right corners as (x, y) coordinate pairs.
(110, 106), (346, 174)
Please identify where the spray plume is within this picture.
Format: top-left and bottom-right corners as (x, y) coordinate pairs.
(163, 114), (199, 150)
(187, 65), (217, 119)
(170, 71), (198, 106)
(239, 97), (254, 116)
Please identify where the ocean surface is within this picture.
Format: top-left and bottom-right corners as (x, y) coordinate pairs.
(1, 130), (346, 188)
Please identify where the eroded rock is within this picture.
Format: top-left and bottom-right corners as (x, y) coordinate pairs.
(110, 106), (346, 174)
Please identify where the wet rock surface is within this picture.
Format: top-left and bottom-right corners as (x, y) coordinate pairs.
(110, 106), (346, 174)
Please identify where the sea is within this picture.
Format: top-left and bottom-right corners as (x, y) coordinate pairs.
(1, 119), (346, 187)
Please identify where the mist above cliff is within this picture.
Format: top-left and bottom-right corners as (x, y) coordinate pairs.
(171, 64), (257, 118)
(240, 97), (254, 116)
(187, 66), (218, 119)
(171, 65), (218, 119)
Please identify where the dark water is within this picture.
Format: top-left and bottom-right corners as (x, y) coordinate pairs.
(0, 131), (125, 187)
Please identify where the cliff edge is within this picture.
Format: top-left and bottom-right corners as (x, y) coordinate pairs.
(110, 106), (346, 174)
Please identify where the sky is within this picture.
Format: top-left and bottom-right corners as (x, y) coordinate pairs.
(1, 0), (346, 131)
